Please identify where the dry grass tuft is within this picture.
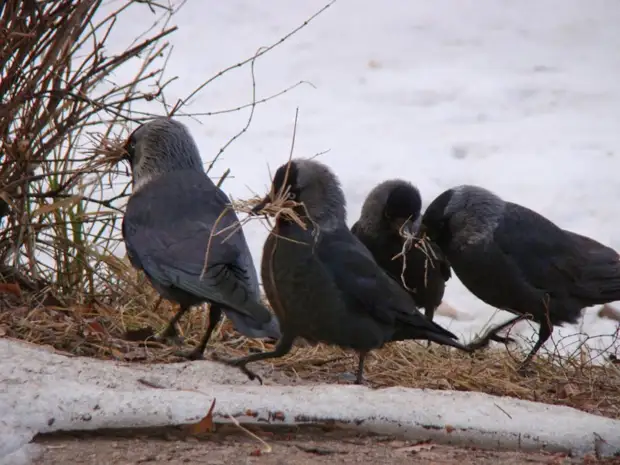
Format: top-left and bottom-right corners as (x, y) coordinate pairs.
(392, 226), (439, 291)
(2, 284), (619, 420)
(267, 341), (620, 418)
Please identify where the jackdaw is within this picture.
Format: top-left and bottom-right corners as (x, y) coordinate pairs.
(419, 184), (620, 371)
(121, 117), (280, 359)
(223, 158), (471, 384)
(351, 179), (451, 323)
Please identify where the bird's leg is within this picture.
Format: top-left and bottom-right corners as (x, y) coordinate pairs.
(220, 333), (295, 385)
(425, 307), (435, 349)
(355, 351), (368, 385)
(467, 314), (526, 352)
(158, 304), (191, 346)
(177, 306), (223, 361)
(517, 321), (552, 375)
(488, 334), (515, 345)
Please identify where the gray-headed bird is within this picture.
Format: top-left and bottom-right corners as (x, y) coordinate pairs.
(223, 158), (471, 384)
(420, 184), (620, 372)
(351, 179), (451, 324)
(121, 117), (280, 360)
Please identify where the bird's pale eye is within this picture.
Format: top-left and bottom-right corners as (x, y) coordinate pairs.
(288, 192), (296, 200)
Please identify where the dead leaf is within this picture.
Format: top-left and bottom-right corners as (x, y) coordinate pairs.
(32, 195), (83, 217)
(83, 320), (107, 338)
(445, 424), (455, 433)
(272, 411), (285, 421)
(249, 449), (262, 457)
(0, 282), (21, 297)
(187, 398), (216, 435)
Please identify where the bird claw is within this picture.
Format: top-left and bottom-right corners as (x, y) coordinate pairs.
(490, 334), (516, 346)
(174, 348), (205, 361)
(465, 338), (490, 352)
(156, 334), (185, 347)
(239, 365), (263, 385)
(467, 333), (515, 353)
(516, 365), (536, 377)
(215, 354), (264, 385)
(155, 327), (185, 347)
(516, 358), (537, 376)
(339, 372), (369, 386)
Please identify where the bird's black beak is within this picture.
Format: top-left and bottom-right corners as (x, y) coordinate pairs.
(397, 217), (419, 237)
(250, 195), (270, 216)
(120, 140), (132, 165)
(417, 222), (427, 239)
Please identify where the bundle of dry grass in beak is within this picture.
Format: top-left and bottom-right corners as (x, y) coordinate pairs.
(233, 162), (308, 231)
(391, 220), (439, 290)
(86, 132), (131, 168)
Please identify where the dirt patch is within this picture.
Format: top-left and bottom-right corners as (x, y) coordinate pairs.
(33, 426), (613, 465)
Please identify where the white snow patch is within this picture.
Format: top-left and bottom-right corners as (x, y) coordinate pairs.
(1, 339), (619, 462)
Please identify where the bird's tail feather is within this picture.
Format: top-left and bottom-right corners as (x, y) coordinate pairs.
(423, 330), (472, 353)
(203, 265), (282, 339)
(392, 322), (471, 353)
(223, 304), (281, 340)
(577, 261), (620, 303)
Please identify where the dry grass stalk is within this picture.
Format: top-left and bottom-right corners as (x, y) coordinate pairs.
(392, 228), (439, 292)
(0, 0), (180, 303)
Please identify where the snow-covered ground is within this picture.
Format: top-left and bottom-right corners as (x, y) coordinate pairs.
(105, 0), (620, 354)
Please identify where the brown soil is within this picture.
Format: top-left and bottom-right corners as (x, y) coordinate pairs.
(33, 425), (618, 465)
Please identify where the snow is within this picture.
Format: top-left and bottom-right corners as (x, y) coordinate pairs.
(1, 339), (619, 461)
(98, 0), (620, 354)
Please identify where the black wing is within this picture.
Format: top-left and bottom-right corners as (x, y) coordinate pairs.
(122, 170), (266, 319)
(492, 202), (612, 300)
(316, 227), (456, 338)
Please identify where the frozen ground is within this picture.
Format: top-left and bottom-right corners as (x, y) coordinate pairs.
(2, 339), (619, 462)
(104, 0), (620, 352)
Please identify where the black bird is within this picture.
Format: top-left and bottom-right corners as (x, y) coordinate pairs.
(223, 159), (471, 384)
(419, 184), (620, 371)
(351, 179), (451, 323)
(121, 117), (280, 359)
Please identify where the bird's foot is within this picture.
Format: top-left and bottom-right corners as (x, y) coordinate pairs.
(489, 334), (516, 346)
(173, 347), (206, 361)
(339, 372), (370, 386)
(516, 365), (536, 377)
(155, 334), (185, 347)
(214, 354), (264, 385)
(467, 332), (516, 353)
(516, 360), (537, 377)
(155, 327), (185, 347)
(237, 364), (263, 385)
(466, 337), (491, 352)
